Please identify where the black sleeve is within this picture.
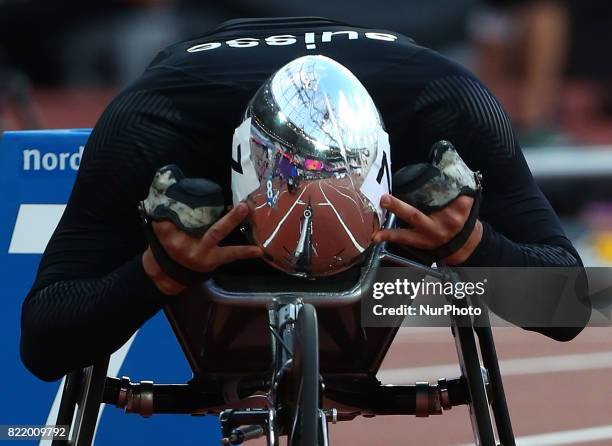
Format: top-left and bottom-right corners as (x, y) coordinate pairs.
(406, 49), (591, 339)
(20, 89), (196, 382)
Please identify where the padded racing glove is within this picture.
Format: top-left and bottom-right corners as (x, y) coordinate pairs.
(392, 141), (482, 263)
(139, 165), (225, 286)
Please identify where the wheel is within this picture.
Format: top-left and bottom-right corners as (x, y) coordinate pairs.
(287, 304), (320, 446)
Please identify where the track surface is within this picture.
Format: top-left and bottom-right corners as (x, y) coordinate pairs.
(330, 327), (612, 446)
(250, 177), (376, 276)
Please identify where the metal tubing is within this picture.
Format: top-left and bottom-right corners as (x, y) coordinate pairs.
(70, 359), (110, 446)
(475, 322), (516, 446)
(52, 370), (83, 446)
(101, 378), (470, 418)
(452, 323), (497, 445)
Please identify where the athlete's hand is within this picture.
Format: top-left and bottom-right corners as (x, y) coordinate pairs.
(372, 194), (483, 265)
(142, 203), (263, 295)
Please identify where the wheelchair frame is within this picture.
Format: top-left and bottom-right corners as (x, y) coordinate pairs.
(51, 214), (516, 446)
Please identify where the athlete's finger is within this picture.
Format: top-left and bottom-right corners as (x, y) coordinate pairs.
(453, 195), (474, 215)
(211, 245), (264, 268)
(381, 194), (434, 231)
(200, 202), (249, 249)
(373, 228), (434, 249)
(430, 196), (473, 234)
(152, 220), (178, 238)
(162, 230), (193, 259)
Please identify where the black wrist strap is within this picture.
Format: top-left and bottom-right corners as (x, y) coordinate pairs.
(139, 203), (211, 286)
(430, 187), (482, 259)
(393, 184), (482, 265)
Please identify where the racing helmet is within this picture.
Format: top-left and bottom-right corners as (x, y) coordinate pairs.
(231, 55), (391, 278)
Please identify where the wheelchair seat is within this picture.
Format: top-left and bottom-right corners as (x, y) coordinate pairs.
(164, 250), (399, 383)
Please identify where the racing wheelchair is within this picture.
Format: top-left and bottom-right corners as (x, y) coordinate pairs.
(51, 211), (516, 446)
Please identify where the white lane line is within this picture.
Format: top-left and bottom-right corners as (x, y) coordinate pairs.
(318, 181), (365, 253)
(378, 351), (612, 383)
(263, 183), (311, 248)
(325, 181), (366, 224)
(457, 424), (612, 446)
(335, 183), (356, 192)
(325, 181), (359, 207)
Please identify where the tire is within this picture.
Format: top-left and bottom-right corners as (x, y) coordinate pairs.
(288, 304), (320, 446)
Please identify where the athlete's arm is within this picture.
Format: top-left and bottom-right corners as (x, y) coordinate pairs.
(393, 48), (590, 339)
(19, 89), (258, 382)
(403, 49), (580, 268)
(19, 92), (167, 381)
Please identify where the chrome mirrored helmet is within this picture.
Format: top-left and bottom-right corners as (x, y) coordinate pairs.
(231, 55), (391, 278)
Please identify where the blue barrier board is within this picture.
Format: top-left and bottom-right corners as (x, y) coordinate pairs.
(0, 130), (219, 445)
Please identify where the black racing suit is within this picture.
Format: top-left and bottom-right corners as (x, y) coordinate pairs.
(20, 17), (590, 382)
